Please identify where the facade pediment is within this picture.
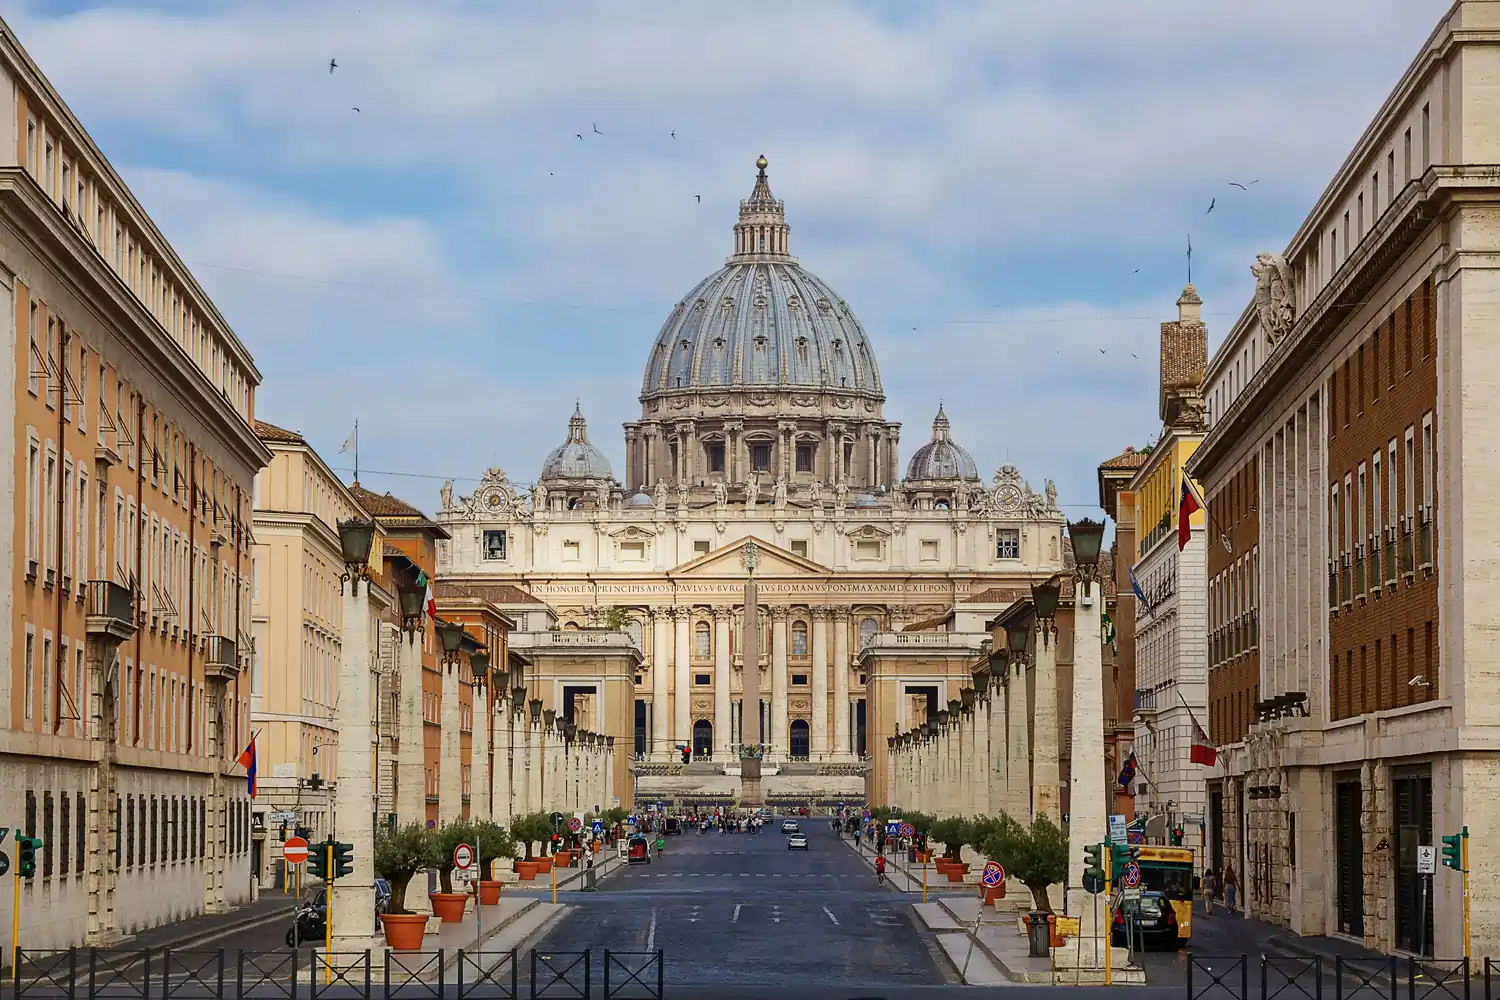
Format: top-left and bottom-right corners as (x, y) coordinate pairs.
(606, 523), (658, 540)
(669, 538), (828, 579)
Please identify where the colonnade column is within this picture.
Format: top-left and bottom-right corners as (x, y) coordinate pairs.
(832, 609), (851, 760)
(1032, 630), (1060, 823)
(769, 606), (789, 759)
(492, 695), (514, 825)
(471, 685), (492, 822)
(713, 608), (732, 761)
(1007, 662), (1031, 819)
(969, 695), (987, 815)
(650, 609), (671, 761)
(396, 633), (426, 827)
(810, 607), (830, 760)
(986, 675), (1008, 819)
(673, 607), (692, 752)
(526, 705), (544, 815)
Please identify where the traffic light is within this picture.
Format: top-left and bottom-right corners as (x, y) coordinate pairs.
(1442, 828), (1468, 872)
(550, 832), (561, 854)
(1170, 825), (1185, 846)
(1084, 843), (1104, 882)
(1109, 843), (1134, 878)
(16, 836), (40, 878)
(307, 840), (330, 881)
(681, 746), (692, 764)
(333, 841), (354, 880)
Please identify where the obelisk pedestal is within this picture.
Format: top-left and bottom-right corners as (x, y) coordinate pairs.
(738, 544), (764, 808)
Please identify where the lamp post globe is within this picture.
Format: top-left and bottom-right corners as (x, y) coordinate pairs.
(1005, 622), (1029, 659)
(336, 518), (376, 592)
(469, 649), (490, 684)
(1068, 517), (1107, 585)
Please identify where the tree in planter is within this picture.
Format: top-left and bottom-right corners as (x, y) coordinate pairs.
(981, 813), (1068, 913)
(512, 812), (551, 861)
(374, 822), (441, 915)
(473, 822), (515, 879)
(929, 817), (965, 859)
(869, 805), (893, 823)
(968, 816), (1004, 859)
(434, 818), (478, 895)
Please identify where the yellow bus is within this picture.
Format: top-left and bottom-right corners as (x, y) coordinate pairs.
(1114, 846), (1196, 948)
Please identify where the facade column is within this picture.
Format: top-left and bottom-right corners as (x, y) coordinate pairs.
(650, 609), (671, 761)
(810, 608), (830, 760)
(604, 737), (617, 809)
(1067, 580), (1109, 950)
(526, 708), (543, 815)
(84, 624), (130, 945)
(438, 659), (463, 821)
(946, 719), (960, 816)
(986, 679), (1008, 818)
(396, 633), (426, 827)
(542, 712), (560, 811)
(969, 698), (987, 815)
(769, 607), (790, 759)
(713, 608), (732, 760)
(492, 696), (514, 825)
(332, 582), (376, 947)
(1032, 630), (1061, 823)
(673, 607), (692, 751)
(1008, 662), (1031, 820)
(832, 609), (851, 759)
(203, 674), (229, 915)
(471, 685), (491, 822)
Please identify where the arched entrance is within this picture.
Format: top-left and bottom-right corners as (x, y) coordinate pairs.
(789, 719), (810, 760)
(693, 719), (713, 759)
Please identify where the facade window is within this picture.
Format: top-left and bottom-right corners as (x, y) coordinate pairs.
(707, 443), (724, 473)
(694, 673), (711, 686)
(790, 540), (808, 558)
(995, 528), (1020, 560)
(23, 630), (34, 724)
(791, 621), (808, 656)
(562, 540), (581, 561)
(483, 530), (507, 560)
(859, 617), (878, 648)
(853, 539), (880, 560)
(791, 673), (808, 686)
(795, 444), (814, 473)
(694, 622), (711, 658)
(750, 443), (771, 473)
(693, 540), (711, 555)
(619, 540), (645, 560)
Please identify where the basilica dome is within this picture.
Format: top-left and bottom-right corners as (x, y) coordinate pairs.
(904, 405), (979, 482)
(640, 156), (883, 399)
(540, 403), (615, 481)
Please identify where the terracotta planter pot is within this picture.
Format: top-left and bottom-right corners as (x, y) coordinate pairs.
(945, 866), (969, 883)
(429, 892), (468, 923)
(380, 913), (429, 951)
(536, 857), (554, 874)
(514, 861), (540, 881)
(554, 851), (572, 869)
(478, 880), (503, 905)
(983, 882), (1006, 904)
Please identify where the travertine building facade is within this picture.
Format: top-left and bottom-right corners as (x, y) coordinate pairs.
(1191, 0), (1500, 957)
(436, 158), (1067, 808)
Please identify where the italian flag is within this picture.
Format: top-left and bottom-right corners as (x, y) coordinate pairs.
(417, 570), (436, 622)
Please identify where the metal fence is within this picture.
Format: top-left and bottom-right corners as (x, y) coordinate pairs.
(1187, 954), (1480, 1000)
(9, 947), (664, 1000)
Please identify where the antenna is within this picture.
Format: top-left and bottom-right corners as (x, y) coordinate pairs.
(1186, 234), (1193, 284)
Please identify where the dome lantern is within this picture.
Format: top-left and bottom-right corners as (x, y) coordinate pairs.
(731, 154), (793, 262)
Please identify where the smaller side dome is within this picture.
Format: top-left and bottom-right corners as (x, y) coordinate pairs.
(904, 404), (980, 482)
(540, 403), (616, 481)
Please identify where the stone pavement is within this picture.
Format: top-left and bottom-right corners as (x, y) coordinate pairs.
(838, 835), (971, 895)
(115, 893), (295, 950)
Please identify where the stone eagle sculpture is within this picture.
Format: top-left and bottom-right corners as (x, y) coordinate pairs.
(1251, 252), (1296, 348)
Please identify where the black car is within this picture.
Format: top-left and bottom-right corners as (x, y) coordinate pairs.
(664, 817), (681, 835)
(1111, 892), (1183, 949)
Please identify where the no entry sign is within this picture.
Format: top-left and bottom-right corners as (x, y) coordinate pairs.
(982, 861), (1005, 887)
(453, 843), (474, 871)
(900, 823), (915, 838)
(282, 836), (309, 865)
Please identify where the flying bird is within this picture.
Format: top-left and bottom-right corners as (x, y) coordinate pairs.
(670, 131), (676, 139)
(1133, 268), (1140, 273)
(1229, 180), (1259, 190)
(576, 133), (584, 140)
(695, 194), (701, 202)
(329, 58), (337, 74)
(592, 124), (602, 135)
(352, 107), (360, 113)
(1206, 197), (1216, 215)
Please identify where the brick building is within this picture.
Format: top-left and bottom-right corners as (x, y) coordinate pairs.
(1189, 0), (1495, 957)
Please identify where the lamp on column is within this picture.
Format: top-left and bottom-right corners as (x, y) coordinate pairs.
(974, 672), (991, 698)
(528, 698), (543, 721)
(397, 576), (426, 635)
(469, 649), (491, 688)
(1031, 577), (1061, 644)
(1067, 518), (1107, 587)
(1005, 621), (1030, 665)
(436, 619), (465, 672)
(336, 518), (376, 595)
(960, 688), (975, 710)
(936, 709), (949, 730)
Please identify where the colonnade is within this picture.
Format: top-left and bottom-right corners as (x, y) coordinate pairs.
(486, 683), (616, 823)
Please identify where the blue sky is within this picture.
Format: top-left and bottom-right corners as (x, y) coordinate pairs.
(8, 0), (1451, 521)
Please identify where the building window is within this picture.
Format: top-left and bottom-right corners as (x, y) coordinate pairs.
(707, 443), (725, 473)
(562, 540), (581, 561)
(920, 539), (939, 562)
(23, 630), (35, 723)
(483, 530), (507, 561)
(694, 673), (711, 687)
(790, 540), (808, 558)
(791, 621), (808, 656)
(619, 540), (645, 560)
(854, 539), (880, 560)
(795, 444), (814, 473)
(859, 617), (878, 647)
(694, 622), (711, 658)
(792, 674), (808, 686)
(995, 529), (1020, 560)
(750, 443), (771, 473)
(693, 540), (711, 555)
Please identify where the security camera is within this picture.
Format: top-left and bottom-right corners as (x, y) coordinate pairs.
(1409, 675), (1430, 688)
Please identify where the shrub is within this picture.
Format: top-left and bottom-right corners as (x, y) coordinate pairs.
(434, 818), (477, 894)
(374, 823), (441, 915)
(981, 813), (1068, 913)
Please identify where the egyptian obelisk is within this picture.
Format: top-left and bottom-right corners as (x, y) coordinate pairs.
(739, 541), (764, 807)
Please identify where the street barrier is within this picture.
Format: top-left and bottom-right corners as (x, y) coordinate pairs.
(530, 950), (588, 998)
(1186, 954), (1474, 1000)
(308, 951), (371, 1000)
(382, 950), (443, 1000)
(603, 950), (663, 1000)
(456, 950), (517, 1000)
(160, 950), (228, 1000)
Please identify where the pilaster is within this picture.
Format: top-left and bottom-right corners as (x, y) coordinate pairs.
(832, 609), (851, 760)
(769, 606), (789, 759)
(810, 607), (830, 759)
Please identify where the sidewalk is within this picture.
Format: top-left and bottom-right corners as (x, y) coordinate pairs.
(504, 853), (626, 894)
(839, 835), (968, 895)
(118, 893), (294, 950)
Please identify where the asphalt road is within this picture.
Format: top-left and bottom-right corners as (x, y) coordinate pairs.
(532, 816), (950, 991)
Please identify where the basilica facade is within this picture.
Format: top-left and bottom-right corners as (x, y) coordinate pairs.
(435, 157), (1066, 807)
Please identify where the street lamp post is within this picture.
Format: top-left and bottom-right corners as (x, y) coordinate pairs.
(332, 519), (377, 947)
(1062, 517), (1109, 957)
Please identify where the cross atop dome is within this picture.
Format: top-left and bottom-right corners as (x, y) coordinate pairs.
(730, 153), (795, 262)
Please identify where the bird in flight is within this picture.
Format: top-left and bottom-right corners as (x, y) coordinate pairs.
(329, 58), (337, 74)
(1229, 180), (1259, 190)
(351, 107), (360, 113)
(1206, 197), (1216, 214)
(695, 195), (701, 203)
(576, 133), (583, 140)
(670, 130), (676, 139)
(593, 124), (603, 135)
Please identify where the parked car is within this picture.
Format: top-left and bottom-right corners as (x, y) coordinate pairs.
(781, 820), (799, 834)
(787, 833), (809, 851)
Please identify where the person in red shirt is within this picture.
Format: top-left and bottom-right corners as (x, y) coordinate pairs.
(875, 855), (887, 883)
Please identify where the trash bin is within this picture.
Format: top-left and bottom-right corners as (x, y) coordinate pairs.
(1027, 911), (1052, 958)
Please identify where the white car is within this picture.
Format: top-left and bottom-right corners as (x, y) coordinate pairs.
(787, 833), (809, 850)
(781, 820), (799, 834)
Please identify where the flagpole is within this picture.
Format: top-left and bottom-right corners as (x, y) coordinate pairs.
(354, 420), (359, 486)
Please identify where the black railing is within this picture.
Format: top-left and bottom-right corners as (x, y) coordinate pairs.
(603, 951), (663, 999)
(530, 950), (589, 999)
(456, 950), (517, 999)
(85, 580), (136, 626)
(1185, 954), (1476, 1000)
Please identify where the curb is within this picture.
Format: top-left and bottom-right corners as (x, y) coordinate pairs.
(123, 905), (298, 952)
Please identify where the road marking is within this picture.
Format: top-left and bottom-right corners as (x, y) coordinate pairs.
(732, 904), (741, 924)
(822, 906), (840, 926)
(646, 908), (657, 952)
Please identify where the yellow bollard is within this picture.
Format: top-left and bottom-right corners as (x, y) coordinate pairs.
(922, 861), (928, 904)
(12, 869), (21, 973)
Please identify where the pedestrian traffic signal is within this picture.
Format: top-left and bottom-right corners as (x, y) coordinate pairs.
(1442, 828), (1468, 872)
(307, 841), (330, 881)
(1170, 825), (1185, 846)
(333, 841), (354, 879)
(1084, 843), (1104, 883)
(16, 836), (41, 878)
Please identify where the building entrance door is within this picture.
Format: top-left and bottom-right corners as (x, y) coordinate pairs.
(789, 719), (810, 759)
(1393, 768), (1433, 955)
(1334, 778), (1365, 937)
(693, 719), (713, 759)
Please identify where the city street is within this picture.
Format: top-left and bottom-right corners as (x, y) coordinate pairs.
(532, 818), (950, 990)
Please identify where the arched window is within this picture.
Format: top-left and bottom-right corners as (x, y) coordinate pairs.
(859, 617), (878, 648)
(934, 498), (950, 510)
(693, 719), (713, 759)
(791, 621), (808, 656)
(789, 719), (810, 759)
(694, 621), (711, 658)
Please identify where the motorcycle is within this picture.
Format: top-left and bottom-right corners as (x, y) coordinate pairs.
(285, 899), (326, 947)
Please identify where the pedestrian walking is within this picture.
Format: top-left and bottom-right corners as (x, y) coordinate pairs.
(1223, 865), (1238, 913)
(1201, 867), (1219, 915)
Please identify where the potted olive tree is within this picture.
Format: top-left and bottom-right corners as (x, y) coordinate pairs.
(983, 813), (1069, 954)
(473, 822), (515, 905)
(431, 818), (476, 922)
(512, 813), (549, 880)
(375, 822), (441, 951)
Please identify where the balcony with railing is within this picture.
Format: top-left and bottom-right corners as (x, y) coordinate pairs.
(1385, 531), (1398, 586)
(1419, 512), (1434, 571)
(1369, 536), (1381, 593)
(1328, 562), (1338, 611)
(1340, 556), (1352, 607)
(1401, 524), (1415, 577)
(860, 632), (991, 654)
(203, 634), (239, 680)
(1353, 550), (1365, 598)
(85, 580), (137, 642)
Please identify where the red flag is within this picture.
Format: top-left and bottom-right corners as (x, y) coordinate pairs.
(1190, 725), (1217, 767)
(237, 736), (258, 798)
(1178, 476), (1202, 551)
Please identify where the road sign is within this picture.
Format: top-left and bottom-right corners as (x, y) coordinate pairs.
(1127, 830), (1145, 845)
(628, 815), (638, 826)
(453, 867), (477, 884)
(453, 843), (474, 871)
(568, 817), (583, 833)
(900, 823), (915, 838)
(981, 861), (1005, 887)
(270, 811), (298, 824)
(592, 819), (604, 834)
(1418, 845), (1437, 874)
(1122, 887), (1142, 902)
(1122, 861), (1142, 888)
(885, 821), (900, 837)
(282, 836), (309, 865)
(1108, 814), (1128, 843)
(1055, 916), (1081, 936)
